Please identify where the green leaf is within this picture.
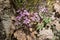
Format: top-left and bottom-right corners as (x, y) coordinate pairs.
(43, 16), (51, 24)
(37, 23), (44, 30)
(13, 0), (41, 11)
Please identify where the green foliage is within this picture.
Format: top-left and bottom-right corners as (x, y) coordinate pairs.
(13, 0), (41, 11)
(43, 16), (51, 24)
(37, 15), (51, 30)
(37, 23), (44, 30)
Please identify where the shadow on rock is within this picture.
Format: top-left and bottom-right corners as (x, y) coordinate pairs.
(0, 17), (6, 40)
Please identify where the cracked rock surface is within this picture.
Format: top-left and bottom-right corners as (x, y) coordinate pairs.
(0, 0), (15, 40)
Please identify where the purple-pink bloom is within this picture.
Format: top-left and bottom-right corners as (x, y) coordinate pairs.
(16, 9), (42, 27)
(34, 14), (38, 17)
(16, 16), (20, 19)
(23, 10), (29, 15)
(23, 18), (30, 24)
(16, 16), (22, 21)
(16, 9), (20, 13)
(24, 10), (27, 12)
(41, 7), (45, 12)
(41, 7), (48, 12)
(36, 17), (40, 22)
(28, 24), (32, 27)
(24, 16), (28, 19)
(30, 16), (36, 21)
(39, 6), (48, 13)
(35, 15), (40, 22)
(20, 13), (25, 17)
(19, 11), (22, 14)
(34, 12), (40, 22)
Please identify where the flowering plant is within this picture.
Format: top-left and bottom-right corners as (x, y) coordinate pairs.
(14, 5), (51, 30)
(15, 9), (42, 28)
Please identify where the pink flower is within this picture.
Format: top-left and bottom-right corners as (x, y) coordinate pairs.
(16, 9), (20, 13)
(23, 18), (30, 24)
(23, 10), (29, 15)
(16, 16), (22, 21)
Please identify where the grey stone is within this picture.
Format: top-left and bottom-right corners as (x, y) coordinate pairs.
(38, 28), (54, 40)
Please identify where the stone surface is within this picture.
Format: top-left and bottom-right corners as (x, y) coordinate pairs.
(53, 1), (60, 14)
(0, 17), (6, 40)
(0, 0), (15, 40)
(14, 30), (26, 40)
(38, 28), (54, 40)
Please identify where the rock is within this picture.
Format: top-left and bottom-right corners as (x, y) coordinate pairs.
(38, 28), (54, 40)
(0, 0), (16, 40)
(51, 20), (60, 31)
(51, 16), (55, 20)
(2, 16), (11, 35)
(14, 30), (26, 40)
(0, 17), (6, 40)
(53, 1), (60, 14)
(27, 35), (33, 40)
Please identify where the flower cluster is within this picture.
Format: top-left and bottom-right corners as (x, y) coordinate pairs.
(39, 6), (48, 13)
(15, 9), (42, 27)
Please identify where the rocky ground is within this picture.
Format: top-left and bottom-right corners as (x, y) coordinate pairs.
(0, 0), (60, 40)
